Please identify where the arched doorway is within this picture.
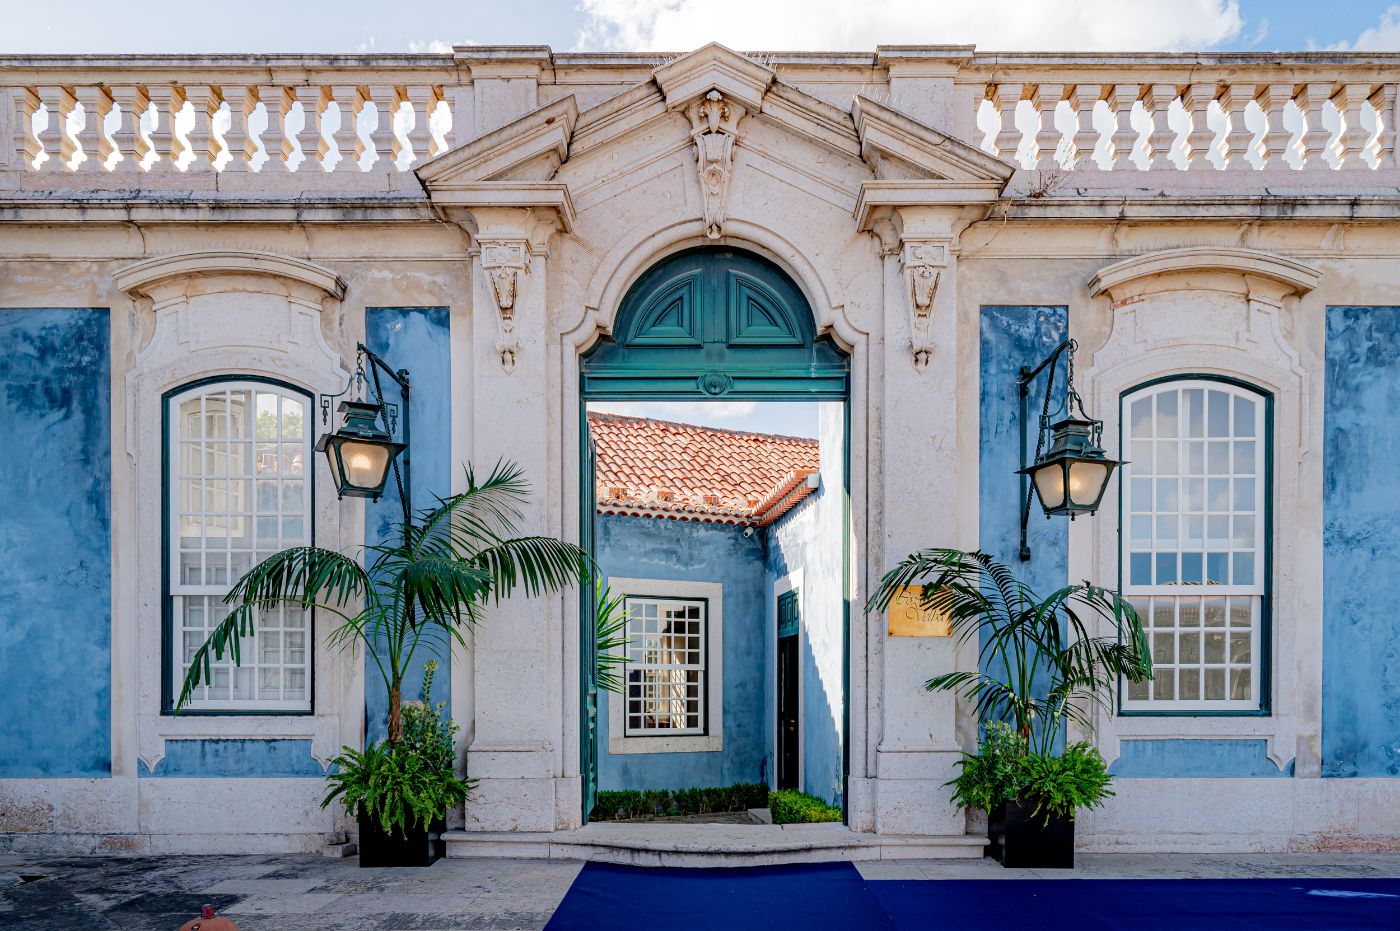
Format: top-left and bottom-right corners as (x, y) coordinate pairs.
(578, 246), (850, 822)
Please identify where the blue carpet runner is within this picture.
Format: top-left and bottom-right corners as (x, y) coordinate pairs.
(546, 862), (1400, 930)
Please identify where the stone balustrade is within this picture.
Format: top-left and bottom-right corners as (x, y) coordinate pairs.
(958, 53), (1400, 173)
(3, 55), (462, 175)
(3, 49), (1399, 185)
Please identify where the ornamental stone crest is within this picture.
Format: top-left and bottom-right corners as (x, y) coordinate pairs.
(901, 240), (948, 370)
(480, 239), (528, 373)
(686, 90), (747, 240)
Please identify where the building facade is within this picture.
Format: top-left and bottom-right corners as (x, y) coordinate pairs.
(1, 42), (1399, 856)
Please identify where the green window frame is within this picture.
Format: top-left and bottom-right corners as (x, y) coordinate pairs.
(1117, 374), (1273, 717)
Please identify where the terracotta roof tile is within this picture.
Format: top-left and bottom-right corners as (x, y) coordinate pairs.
(588, 412), (820, 526)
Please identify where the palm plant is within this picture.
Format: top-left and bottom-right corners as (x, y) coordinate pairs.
(177, 460), (590, 745)
(593, 581), (631, 694)
(866, 548), (1151, 756)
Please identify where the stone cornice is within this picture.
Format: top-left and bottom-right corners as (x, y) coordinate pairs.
(854, 180), (1006, 231)
(1089, 247), (1323, 302)
(852, 95), (1015, 184)
(653, 42), (776, 113)
(113, 249), (346, 300)
(425, 182), (575, 233)
(416, 97), (578, 185)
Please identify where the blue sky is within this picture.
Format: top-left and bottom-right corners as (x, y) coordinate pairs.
(2, 1), (1397, 54)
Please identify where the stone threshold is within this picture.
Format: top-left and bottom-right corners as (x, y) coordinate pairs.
(444, 823), (987, 867)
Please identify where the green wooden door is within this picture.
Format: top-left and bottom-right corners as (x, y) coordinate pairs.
(579, 420), (600, 823)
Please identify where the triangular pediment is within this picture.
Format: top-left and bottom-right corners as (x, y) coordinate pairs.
(652, 42), (776, 113)
(416, 96), (578, 186)
(852, 95), (1015, 184)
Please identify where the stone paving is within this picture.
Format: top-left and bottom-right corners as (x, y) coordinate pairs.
(1, 851), (1397, 930)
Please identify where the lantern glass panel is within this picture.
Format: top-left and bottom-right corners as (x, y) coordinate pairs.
(1032, 461), (1067, 509)
(340, 439), (391, 490)
(1068, 460), (1111, 507)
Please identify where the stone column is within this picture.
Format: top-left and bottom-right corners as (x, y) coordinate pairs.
(878, 47), (976, 141)
(866, 203), (987, 835)
(459, 204), (571, 832)
(457, 47), (551, 136)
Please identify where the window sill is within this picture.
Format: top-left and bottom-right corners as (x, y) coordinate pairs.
(608, 733), (722, 755)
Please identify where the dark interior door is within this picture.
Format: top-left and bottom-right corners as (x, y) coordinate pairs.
(777, 588), (800, 791)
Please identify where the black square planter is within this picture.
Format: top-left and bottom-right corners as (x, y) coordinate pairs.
(986, 800), (1075, 869)
(357, 810), (445, 868)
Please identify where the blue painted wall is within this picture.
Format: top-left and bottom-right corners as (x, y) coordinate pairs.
(1111, 739), (1292, 777)
(365, 307), (453, 744)
(596, 514), (768, 790)
(765, 401), (845, 808)
(139, 739), (325, 777)
(0, 309), (111, 778)
(1323, 306), (1400, 777)
(978, 306), (1068, 751)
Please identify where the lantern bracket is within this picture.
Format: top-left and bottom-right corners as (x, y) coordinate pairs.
(1017, 338), (1098, 561)
(319, 343), (412, 524)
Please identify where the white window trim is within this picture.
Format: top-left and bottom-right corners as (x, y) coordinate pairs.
(606, 577), (723, 754)
(167, 380), (315, 713)
(1119, 379), (1268, 714)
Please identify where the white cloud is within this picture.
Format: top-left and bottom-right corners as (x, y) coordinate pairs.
(1329, 6), (1400, 50)
(575, 0), (1244, 52)
(408, 39), (455, 54)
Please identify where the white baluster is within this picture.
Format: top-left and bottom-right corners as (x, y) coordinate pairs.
(1109, 83), (1140, 170)
(292, 85), (324, 171)
(258, 86), (294, 172)
(992, 83), (1023, 165)
(1298, 82), (1335, 170)
(1031, 83), (1064, 171)
(1144, 84), (1177, 170)
(389, 86), (412, 169)
(1257, 83), (1293, 170)
(218, 84), (254, 171)
(404, 84), (439, 165)
(1070, 84), (1103, 170)
(1221, 83), (1256, 171)
(71, 86), (111, 172)
(1336, 84), (1373, 170)
(329, 84), (365, 171)
(1371, 85), (1398, 169)
(14, 87), (42, 169)
(108, 85), (148, 173)
(144, 84), (179, 171)
(179, 84), (218, 171)
(367, 84), (397, 170)
(1183, 82), (1217, 170)
(36, 85), (75, 170)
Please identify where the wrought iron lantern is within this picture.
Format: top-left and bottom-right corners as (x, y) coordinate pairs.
(317, 343), (412, 509)
(1017, 339), (1121, 560)
(316, 399), (405, 500)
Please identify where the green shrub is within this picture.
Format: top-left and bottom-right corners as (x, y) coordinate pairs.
(946, 722), (1114, 824)
(769, 789), (842, 825)
(591, 783), (769, 821)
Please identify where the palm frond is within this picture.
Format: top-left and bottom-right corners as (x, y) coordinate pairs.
(469, 536), (590, 602)
(594, 582), (631, 694)
(225, 545), (373, 611)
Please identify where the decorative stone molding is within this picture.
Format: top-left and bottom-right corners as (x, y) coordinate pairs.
(479, 238), (529, 372)
(686, 90), (747, 239)
(114, 249), (347, 303)
(900, 240), (947, 368)
(1089, 246), (1322, 305)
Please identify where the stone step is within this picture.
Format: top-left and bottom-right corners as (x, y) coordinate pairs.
(445, 823), (986, 867)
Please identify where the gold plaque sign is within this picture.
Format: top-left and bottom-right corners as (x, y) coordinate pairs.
(886, 585), (952, 637)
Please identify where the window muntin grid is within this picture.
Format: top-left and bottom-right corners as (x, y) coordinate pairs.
(623, 597), (706, 736)
(1121, 380), (1267, 712)
(168, 382), (312, 711)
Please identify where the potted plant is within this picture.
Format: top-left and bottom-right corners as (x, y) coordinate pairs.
(177, 461), (589, 867)
(867, 548), (1150, 869)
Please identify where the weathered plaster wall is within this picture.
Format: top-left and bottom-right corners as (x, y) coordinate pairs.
(596, 514), (767, 790)
(1323, 305), (1400, 778)
(365, 306), (454, 744)
(765, 401), (846, 807)
(138, 739), (324, 778)
(1110, 739), (1292, 778)
(0, 308), (111, 778)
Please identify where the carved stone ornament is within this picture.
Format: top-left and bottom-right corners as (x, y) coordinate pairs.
(480, 239), (528, 372)
(901, 240), (948, 369)
(685, 90), (747, 239)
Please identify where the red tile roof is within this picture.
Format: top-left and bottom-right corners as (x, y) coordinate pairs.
(588, 413), (819, 527)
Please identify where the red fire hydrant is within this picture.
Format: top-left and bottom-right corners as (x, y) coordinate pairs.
(178, 904), (239, 930)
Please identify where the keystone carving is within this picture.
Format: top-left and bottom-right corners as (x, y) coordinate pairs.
(480, 239), (528, 373)
(902, 240), (948, 370)
(686, 90), (747, 239)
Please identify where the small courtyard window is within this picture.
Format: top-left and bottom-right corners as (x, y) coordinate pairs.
(624, 597), (707, 735)
(166, 379), (313, 712)
(1120, 378), (1270, 713)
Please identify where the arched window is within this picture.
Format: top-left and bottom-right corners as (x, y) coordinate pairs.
(1120, 377), (1271, 713)
(164, 378), (313, 712)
